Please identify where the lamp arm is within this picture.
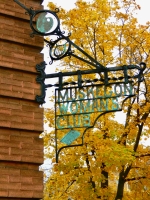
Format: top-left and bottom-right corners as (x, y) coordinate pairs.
(14, 0), (31, 14)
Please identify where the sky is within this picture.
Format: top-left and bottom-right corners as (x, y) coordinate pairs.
(135, 0), (149, 24)
(43, 0), (76, 10)
(42, 0), (149, 24)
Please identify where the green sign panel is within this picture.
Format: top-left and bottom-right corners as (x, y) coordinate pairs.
(60, 130), (80, 145)
(55, 82), (134, 130)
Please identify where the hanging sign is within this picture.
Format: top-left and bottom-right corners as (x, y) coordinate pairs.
(55, 82), (134, 130)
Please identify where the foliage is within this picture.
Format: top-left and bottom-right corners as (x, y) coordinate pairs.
(42, 0), (150, 199)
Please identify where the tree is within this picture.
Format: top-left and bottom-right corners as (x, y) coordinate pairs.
(42, 0), (150, 199)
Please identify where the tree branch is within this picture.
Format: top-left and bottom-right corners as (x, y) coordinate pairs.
(118, 97), (136, 145)
(125, 176), (147, 182)
(135, 153), (150, 158)
(59, 180), (76, 198)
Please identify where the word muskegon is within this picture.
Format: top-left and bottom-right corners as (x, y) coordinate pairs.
(55, 82), (134, 129)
